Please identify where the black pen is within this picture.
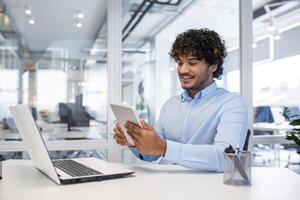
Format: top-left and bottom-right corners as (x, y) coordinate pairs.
(0, 155), (3, 179)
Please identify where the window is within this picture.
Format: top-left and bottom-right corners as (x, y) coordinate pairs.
(252, 0), (300, 169)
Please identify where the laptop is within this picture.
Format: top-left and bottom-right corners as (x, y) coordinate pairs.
(9, 105), (134, 185)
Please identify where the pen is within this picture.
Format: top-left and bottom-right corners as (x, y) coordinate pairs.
(0, 155), (3, 180)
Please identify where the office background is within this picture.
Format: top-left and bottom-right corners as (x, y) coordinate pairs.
(0, 0), (300, 169)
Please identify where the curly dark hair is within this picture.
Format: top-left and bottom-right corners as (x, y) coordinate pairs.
(169, 28), (227, 79)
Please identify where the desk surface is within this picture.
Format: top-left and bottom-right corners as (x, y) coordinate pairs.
(1, 160), (300, 200)
(253, 122), (296, 132)
(253, 122), (296, 144)
(0, 122), (106, 141)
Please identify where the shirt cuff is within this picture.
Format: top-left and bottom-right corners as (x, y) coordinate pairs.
(129, 147), (143, 160)
(164, 140), (182, 163)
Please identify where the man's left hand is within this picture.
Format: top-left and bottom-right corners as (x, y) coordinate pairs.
(125, 119), (166, 156)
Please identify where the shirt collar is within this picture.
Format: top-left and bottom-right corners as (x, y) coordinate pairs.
(181, 81), (217, 102)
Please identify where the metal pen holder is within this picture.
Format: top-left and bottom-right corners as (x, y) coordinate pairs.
(223, 151), (252, 186)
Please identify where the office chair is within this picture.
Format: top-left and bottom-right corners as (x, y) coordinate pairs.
(283, 106), (300, 122)
(253, 106), (276, 165)
(254, 105), (274, 135)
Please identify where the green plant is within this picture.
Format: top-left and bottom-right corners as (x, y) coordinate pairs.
(286, 118), (300, 154)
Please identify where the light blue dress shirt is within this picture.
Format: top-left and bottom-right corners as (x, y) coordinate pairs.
(130, 81), (248, 172)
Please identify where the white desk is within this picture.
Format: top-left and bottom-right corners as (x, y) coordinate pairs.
(253, 123), (299, 167)
(253, 122), (297, 144)
(0, 160), (300, 200)
(0, 123), (106, 141)
(253, 122), (296, 134)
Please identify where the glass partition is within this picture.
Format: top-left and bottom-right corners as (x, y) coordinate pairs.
(252, 0), (300, 170)
(121, 0), (240, 163)
(0, 0), (113, 160)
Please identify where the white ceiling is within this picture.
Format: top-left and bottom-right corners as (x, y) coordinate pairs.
(160, 0), (240, 44)
(1, 0), (275, 54)
(123, 0), (275, 48)
(3, 0), (107, 52)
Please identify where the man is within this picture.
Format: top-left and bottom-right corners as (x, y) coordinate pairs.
(114, 28), (248, 172)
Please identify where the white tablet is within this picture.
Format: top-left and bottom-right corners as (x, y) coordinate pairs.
(110, 104), (142, 146)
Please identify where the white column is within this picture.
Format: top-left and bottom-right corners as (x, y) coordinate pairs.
(107, 0), (122, 162)
(239, 0), (253, 150)
(28, 68), (37, 108)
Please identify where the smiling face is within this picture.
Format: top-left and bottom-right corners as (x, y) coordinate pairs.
(176, 54), (217, 97)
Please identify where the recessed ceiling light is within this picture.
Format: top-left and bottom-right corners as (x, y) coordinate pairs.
(28, 18), (35, 25)
(274, 34), (281, 40)
(25, 9), (32, 15)
(252, 43), (257, 48)
(78, 13), (84, 19)
(76, 22), (82, 28)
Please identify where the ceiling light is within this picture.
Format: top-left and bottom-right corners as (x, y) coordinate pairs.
(25, 8), (32, 15)
(76, 22), (82, 28)
(252, 42), (257, 48)
(274, 34), (281, 40)
(78, 13), (84, 19)
(28, 18), (35, 25)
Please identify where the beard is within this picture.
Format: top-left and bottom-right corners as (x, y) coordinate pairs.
(179, 69), (210, 92)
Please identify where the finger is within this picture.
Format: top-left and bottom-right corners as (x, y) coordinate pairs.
(118, 139), (129, 146)
(114, 133), (126, 141)
(115, 138), (129, 146)
(113, 134), (128, 144)
(125, 121), (141, 129)
(114, 136), (124, 146)
(116, 122), (123, 132)
(116, 140), (128, 146)
(126, 130), (137, 140)
(114, 128), (126, 139)
(140, 119), (152, 130)
(125, 122), (143, 136)
(127, 130), (141, 146)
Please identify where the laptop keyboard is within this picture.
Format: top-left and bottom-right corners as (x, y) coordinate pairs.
(53, 160), (102, 177)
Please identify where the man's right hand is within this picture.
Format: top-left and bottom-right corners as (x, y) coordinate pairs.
(113, 122), (130, 146)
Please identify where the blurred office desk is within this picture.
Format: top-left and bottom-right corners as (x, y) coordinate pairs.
(253, 123), (298, 167)
(1, 160), (300, 200)
(0, 122), (106, 141)
(253, 122), (295, 134)
(253, 122), (296, 144)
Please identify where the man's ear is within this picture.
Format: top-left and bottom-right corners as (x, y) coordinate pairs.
(209, 64), (218, 73)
